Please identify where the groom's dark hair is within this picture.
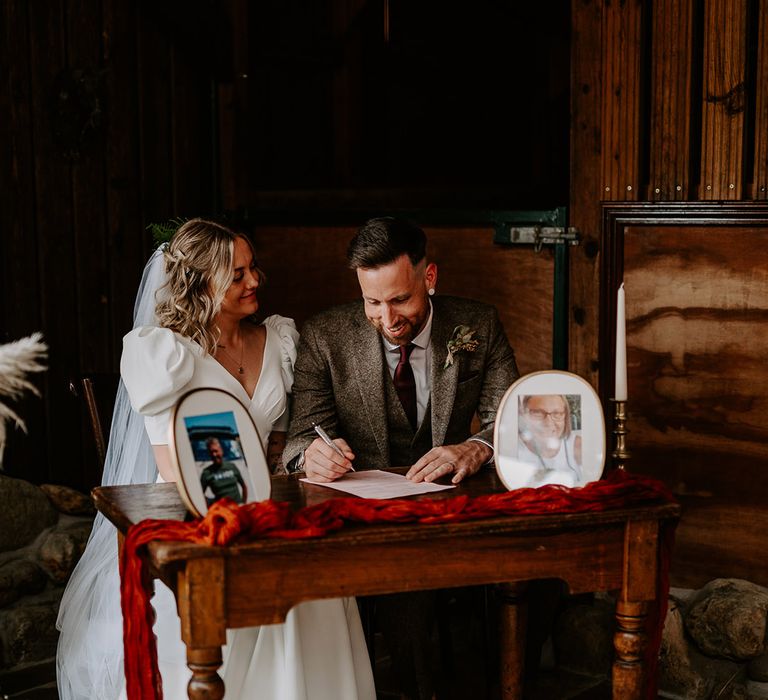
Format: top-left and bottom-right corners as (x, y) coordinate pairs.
(347, 217), (427, 269)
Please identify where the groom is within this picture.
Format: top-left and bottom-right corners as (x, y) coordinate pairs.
(284, 217), (519, 699)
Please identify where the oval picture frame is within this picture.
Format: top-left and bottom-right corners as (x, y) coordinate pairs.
(494, 370), (606, 491)
(168, 387), (271, 517)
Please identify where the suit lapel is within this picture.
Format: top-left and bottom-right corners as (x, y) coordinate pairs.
(430, 300), (459, 447)
(350, 310), (390, 464)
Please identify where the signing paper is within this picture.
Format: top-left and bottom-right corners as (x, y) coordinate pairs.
(301, 469), (456, 499)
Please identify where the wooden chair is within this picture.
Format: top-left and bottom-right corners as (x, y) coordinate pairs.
(69, 373), (120, 469)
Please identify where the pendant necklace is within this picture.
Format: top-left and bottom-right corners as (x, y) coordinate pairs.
(217, 335), (245, 374)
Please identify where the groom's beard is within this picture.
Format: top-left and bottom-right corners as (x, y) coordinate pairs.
(370, 312), (428, 346)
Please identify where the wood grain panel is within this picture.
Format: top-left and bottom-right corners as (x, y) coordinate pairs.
(28, 0), (81, 484)
(649, 0), (693, 200)
(753, 0), (768, 200)
(700, 0), (747, 200)
(1, 2), (230, 488)
(248, 224), (553, 375)
(137, 4), (174, 226)
(1, 2), (40, 339)
(218, 0), (249, 211)
(625, 223), (768, 488)
(570, 0), (603, 385)
(331, 0), (365, 185)
(673, 497), (768, 588)
(103, 0), (146, 368)
(428, 226), (553, 376)
(601, 0), (643, 201)
(171, 46), (211, 215)
(68, 0), (111, 376)
(625, 223), (768, 583)
(68, 0), (112, 488)
(601, 203), (768, 584)
(0, 0), (46, 475)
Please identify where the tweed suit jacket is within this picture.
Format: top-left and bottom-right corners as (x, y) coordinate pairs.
(284, 295), (519, 470)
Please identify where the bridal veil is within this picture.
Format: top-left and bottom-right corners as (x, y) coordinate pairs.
(56, 247), (166, 700)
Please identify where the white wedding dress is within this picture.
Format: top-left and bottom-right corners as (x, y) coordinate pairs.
(118, 315), (376, 700)
(57, 305), (375, 700)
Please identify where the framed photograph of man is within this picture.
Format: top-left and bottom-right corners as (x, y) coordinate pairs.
(169, 388), (271, 516)
(494, 371), (606, 491)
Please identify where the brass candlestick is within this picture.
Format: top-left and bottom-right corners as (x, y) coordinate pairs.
(611, 399), (631, 470)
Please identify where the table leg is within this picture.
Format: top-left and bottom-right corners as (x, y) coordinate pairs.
(178, 559), (227, 700)
(497, 581), (528, 700)
(187, 646), (225, 700)
(614, 518), (658, 700)
(612, 600), (648, 700)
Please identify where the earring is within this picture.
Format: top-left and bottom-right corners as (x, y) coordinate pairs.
(428, 288), (435, 296)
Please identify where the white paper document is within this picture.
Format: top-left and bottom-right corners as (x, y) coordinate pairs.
(301, 469), (456, 499)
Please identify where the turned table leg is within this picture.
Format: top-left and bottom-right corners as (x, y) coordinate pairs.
(612, 600), (648, 699)
(178, 559), (227, 700)
(497, 581), (528, 700)
(614, 518), (659, 700)
(187, 646), (225, 700)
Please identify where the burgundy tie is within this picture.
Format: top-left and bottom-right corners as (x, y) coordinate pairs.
(394, 344), (417, 430)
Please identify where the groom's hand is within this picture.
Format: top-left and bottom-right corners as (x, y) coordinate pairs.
(304, 437), (355, 482)
(406, 440), (493, 484)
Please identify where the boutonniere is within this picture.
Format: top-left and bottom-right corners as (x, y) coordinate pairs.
(444, 325), (480, 369)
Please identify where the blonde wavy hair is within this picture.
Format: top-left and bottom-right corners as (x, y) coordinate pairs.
(155, 218), (264, 355)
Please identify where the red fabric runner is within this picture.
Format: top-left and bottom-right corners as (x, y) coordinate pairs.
(120, 470), (676, 700)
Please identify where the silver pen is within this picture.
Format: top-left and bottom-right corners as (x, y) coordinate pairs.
(313, 423), (355, 471)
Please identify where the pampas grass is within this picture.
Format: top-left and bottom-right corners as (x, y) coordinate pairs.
(0, 332), (48, 465)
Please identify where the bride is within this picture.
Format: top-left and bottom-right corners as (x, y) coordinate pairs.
(56, 219), (376, 700)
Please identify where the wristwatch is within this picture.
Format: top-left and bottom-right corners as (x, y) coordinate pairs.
(287, 451), (305, 474)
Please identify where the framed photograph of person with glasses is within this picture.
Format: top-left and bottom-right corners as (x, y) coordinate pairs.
(168, 388), (272, 516)
(494, 371), (606, 491)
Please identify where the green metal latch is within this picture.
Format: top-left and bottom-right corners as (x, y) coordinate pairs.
(496, 225), (580, 252)
(492, 207), (579, 371)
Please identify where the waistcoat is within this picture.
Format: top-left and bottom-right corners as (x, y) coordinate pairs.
(383, 370), (433, 467)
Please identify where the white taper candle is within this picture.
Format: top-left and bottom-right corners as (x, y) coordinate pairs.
(615, 282), (627, 401)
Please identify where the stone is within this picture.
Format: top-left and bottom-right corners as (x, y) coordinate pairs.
(37, 531), (81, 583)
(669, 586), (697, 606)
(685, 579), (768, 661)
(0, 604), (59, 666)
(0, 476), (58, 552)
(553, 596), (615, 677)
(660, 597), (747, 699)
(749, 651), (768, 683)
(0, 560), (46, 608)
(747, 680), (768, 699)
(39, 483), (95, 516)
(61, 519), (94, 552)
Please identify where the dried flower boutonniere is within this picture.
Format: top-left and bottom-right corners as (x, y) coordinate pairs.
(444, 325), (479, 369)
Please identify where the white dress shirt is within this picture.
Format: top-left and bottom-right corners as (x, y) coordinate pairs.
(381, 303), (434, 428)
(381, 302), (493, 461)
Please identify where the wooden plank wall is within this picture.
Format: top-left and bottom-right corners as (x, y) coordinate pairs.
(571, 0), (768, 391)
(0, 0), (218, 491)
(649, 0), (693, 200)
(569, 0), (603, 385)
(700, 0), (747, 200)
(2, 0), (566, 494)
(249, 224), (554, 377)
(600, 0), (643, 202)
(571, 0), (768, 585)
(753, 0), (768, 198)
(623, 216), (768, 587)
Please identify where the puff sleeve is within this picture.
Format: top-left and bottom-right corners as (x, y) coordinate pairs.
(120, 326), (196, 443)
(262, 315), (299, 431)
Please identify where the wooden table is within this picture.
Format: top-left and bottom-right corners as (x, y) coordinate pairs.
(94, 469), (679, 700)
